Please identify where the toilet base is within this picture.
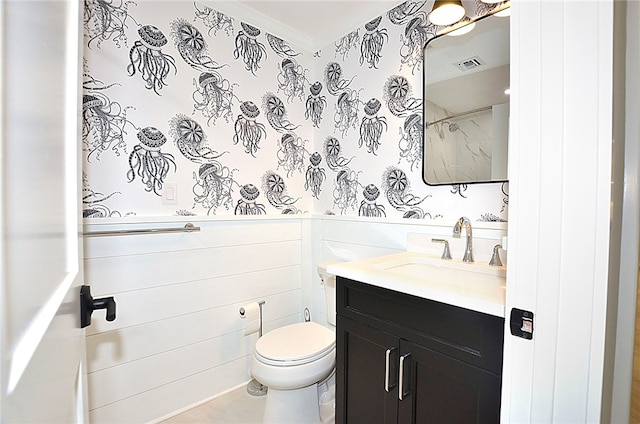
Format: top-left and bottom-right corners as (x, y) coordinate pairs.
(262, 383), (320, 424)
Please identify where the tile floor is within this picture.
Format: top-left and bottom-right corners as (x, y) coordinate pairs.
(160, 386), (265, 424)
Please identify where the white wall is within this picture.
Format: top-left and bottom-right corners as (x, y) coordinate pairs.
(83, 217), (303, 423)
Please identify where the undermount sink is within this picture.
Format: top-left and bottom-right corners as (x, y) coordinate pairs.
(327, 251), (507, 317)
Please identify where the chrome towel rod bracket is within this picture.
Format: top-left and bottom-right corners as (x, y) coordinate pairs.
(84, 222), (200, 237)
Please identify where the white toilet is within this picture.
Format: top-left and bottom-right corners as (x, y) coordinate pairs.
(250, 262), (338, 424)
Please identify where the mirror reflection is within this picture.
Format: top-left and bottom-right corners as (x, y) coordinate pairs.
(422, 11), (510, 186)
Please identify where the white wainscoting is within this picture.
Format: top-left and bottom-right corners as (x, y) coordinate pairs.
(83, 217), (304, 424)
(83, 215), (506, 423)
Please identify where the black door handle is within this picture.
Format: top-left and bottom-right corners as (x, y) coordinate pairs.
(80, 285), (116, 328)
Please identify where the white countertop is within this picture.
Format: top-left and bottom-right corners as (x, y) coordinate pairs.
(327, 252), (506, 318)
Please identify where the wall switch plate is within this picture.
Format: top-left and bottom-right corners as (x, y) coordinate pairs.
(162, 183), (177, 205)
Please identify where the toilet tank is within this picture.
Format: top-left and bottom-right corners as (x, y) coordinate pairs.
(317, 261), (338, 326)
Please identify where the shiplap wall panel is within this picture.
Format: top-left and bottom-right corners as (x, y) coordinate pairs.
(85, 220), (302, 258)
(84, 239), (301, 296)
(83, 218), (303, 424)
(87, 266), (299, 371)
(85, 263), (300, 335)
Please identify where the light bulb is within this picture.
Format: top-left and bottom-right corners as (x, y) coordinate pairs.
(428, 1), (465, 26)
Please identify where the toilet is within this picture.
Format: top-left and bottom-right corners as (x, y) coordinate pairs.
(250, 262), (338, 424)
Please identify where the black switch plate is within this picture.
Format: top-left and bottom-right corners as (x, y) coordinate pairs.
(510, 308), (534, 340)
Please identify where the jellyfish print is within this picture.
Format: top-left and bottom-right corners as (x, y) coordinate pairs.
(359, 98), (387, 154)
(383, 75), (422, 117)
(305, 152), (326, 199)
(400, 15), (436, 74)
(324, 62), (354, 96)
(334, 89), (361, 138)
(234, 184), (266, 215)
(193, 4), (234, 36)
(277, 58), (307, 103)
(192, 71), (237, 125)
(192, 161), (237, 214)
(233, 101), (267, 157)
(84, 0), (135, 48)
(358, 184), (386, 217)
(398, 113), (423, 171)
(382, 166), (431, 218)
(82, 92), (135, 161)
(262, 93), (300, 133)
(170, 18), (225, 71)
(277, 133), (308, 177)
(360, 17), (388, 69)
(267, 34), (300, 58)
(127, 25), (177, 95)
(234, 22), (267, 75)
(169, 114), (226, 163)
(305, 82), (327, 128)
(387, 1), (427, 25)
(324, 136), (353, 171)
(127, 127), (177, 196)
(262, 171), (300, 214)
(451, 184), (468, 198)
(333, 169), (361, 215)
(334, 30), (360, 60)
(82, 177), (123, 218)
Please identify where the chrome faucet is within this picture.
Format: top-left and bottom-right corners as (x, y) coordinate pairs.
(452, 216), (474, 262)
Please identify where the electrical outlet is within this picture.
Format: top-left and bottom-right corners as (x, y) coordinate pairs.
(162, 183), (177, 205)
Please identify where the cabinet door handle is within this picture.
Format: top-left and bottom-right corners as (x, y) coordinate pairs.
(384, 347), (397, 392)
(398, 353), (412, 401)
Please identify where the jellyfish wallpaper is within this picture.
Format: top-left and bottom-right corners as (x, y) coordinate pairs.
(82, 0), (506, 221)
(360, 16), (388, 69)
(192, 70), (237, 125)
(170, 18), (225, 71)
(234, 22), (268, 75)
(305, 152), (326, 199)
(305, 82), (327, 128)
(276, 58), (308, 103)
(127, 126), (177, 196)
(192, 161), (237, 214)
(234, 183), (267, 215)
(127, 25), (177, 95)
(233, 100), (267, 157)
(82, 91), (135, 161)
(359, 98), (387, 154)
(169, 114), (226, 163)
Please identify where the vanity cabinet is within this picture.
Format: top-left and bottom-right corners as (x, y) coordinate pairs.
(336, 277), (504, 424)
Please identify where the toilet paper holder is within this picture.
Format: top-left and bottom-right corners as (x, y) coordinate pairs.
(239, 300), (268, 396)
(239, 300), (265, 337)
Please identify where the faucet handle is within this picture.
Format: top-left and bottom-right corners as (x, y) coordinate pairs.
(489, 244), (503, 266)
(432, 238), (452, 260)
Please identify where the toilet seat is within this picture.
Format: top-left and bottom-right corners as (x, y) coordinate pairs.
(255, 322), (335, 366)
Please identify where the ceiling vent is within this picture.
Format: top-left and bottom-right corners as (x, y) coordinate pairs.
(455, 56), (486, 72)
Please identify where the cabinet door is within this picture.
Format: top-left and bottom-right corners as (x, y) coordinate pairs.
(336, 316), (399, 424)
(397, 340), (501, 424)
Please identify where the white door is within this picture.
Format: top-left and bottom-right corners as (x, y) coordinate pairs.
(0, 1), (88, 422)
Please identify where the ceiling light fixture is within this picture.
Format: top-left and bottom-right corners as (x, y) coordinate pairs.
(479, 0), (504, 3)
(428, 0), (466, 26)
(494, 7), (511, 17)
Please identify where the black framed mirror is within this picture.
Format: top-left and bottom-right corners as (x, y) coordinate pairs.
(422, 10), (510, 186)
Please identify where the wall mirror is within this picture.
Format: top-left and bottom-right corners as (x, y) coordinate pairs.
(422, 10), (510, 186)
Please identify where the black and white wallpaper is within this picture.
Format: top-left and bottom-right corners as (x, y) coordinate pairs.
(82, 0), (508, 221)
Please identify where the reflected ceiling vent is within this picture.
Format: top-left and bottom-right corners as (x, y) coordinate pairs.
(455, 56), (486, 71)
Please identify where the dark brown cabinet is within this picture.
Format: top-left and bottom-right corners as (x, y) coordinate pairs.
(336, 277), (504, 424)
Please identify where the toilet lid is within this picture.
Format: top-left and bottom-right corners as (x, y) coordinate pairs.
(255, 322), (335, 365)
